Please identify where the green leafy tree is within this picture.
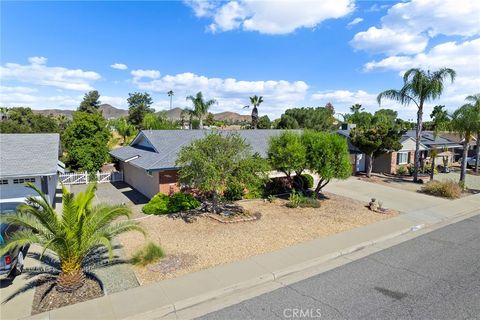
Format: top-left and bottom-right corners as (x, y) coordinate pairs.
(0, 183), (144, 291)
(350, 116), (404, 177)
(430, 105), (449, 132)
(377, 68), (456, 181)
(78, 90), (101, 113)
(186, 92), (216, 129)
(63, 111), (110, 172)
(176, 132), (269, 212)
(0, 107), (59, 133)
(268, 131), (307, 186)
(464, 94), (480, 172)
(113, 117), (137, 144)
(127, 92), (154, 129)
(302, 131), (352, 194)
(276, 106), (335, 131)
(450, 103), (479, 183)
(244, 95), (263, 129)
(257, 115), (271, 129)
(204, 112), (216, 127)
(142, 112), (178, 130)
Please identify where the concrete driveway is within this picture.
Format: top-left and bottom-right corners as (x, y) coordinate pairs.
(323, 178), (449, 213)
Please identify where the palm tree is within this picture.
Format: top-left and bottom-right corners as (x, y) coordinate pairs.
(167, 90), (174, 110)
(244, 95), (263, 129)
(186, 92), (216, 129)
(465, 94), (480, 172)
(350, 104), (364, 113)
(377, 68), (456, 181)
(449, 104), (478, 184)
(0, 183), (144, 291)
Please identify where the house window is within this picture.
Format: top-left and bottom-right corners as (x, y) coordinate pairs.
(13, 178), (36, 184)
(0, 179), (8, 185)
(397, 152), (408, 165)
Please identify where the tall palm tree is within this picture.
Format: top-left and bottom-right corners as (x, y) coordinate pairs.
(449, 104), (478, 184)
(186, 92), (216, 129)
(350, 104), (364, 113)
(244, 95), (263, 129)
(0, 183), (144, 291)
(167, 90), (174, 110)
(377, 68), (456, 181)
(465, 94), (480, 172)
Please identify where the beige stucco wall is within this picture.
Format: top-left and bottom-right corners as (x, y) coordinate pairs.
(120, 162), (159, 199)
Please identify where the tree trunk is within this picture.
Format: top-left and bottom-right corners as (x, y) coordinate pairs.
(460, 139), (469, 184)
(211, 191), (219, 214)
(252, 106), (258, 129)
(366, 154), (373, 178)
(430, 156), (435, 181)
(314, 178), (330, 196)
(414, 106), (424, 182)
(57, 260), (85, 292)
(199, 116), (203, 129)
(475, 133), (479, 173)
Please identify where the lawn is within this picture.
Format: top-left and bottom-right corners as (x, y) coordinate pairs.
(119, 192), (397, 285)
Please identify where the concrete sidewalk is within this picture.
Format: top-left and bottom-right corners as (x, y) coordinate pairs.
(324, 178), (448, 213)
(25, 193), (480, 320)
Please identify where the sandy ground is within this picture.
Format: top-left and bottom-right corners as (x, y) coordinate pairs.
(119, 192), (397, 285)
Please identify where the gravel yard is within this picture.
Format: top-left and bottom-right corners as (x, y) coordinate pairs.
(119, 193), (397, 285)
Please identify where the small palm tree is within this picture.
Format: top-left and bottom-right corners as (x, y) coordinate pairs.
(350, 104), (364, 113)
(449, 104), (478, 184)
(186, 92), (216, 129)
(0, 183), (144, 292)
(244, 95), (263, 129)
(465, 94), (480, 172)
(377, 68), (456, 181)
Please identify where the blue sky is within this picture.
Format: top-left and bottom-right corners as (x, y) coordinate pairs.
(1, 0), (479, 120)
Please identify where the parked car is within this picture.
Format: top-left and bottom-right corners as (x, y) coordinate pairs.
(0, 202), (29, 279)
(467, 156), (477, 168)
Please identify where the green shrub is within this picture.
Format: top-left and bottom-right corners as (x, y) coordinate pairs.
(169, 192), (200, 212)
(397, 165), (407, 175)
(131, 242), (165, 266)
(142, 192), (199, 215)
(286, 190), (320, 208)
(294, 174), (314, 189)
(142, 193), (170, 215)
(421, 180), (462, 199)
(224, 183), (245, 201)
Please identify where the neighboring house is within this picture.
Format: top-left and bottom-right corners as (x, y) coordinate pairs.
(438, 132), (478, 161)
(403, 130), (462, 165)
(372, 136), (428, 174)
(110, 130), (293, 198)
(0, 133), (62, 205)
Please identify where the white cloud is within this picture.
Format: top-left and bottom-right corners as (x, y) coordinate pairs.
(110, 63), (128, 70)
(351, 0), (480, 55)
(347, 17), (363, 27)
(186, 0), (355, 34)
(364, 38), (480, 116)
(101, 95), (128, 109)
(133, 71), (309, 117)
(0, 57), (101, 91)
(351, 27), (428, 55)
(131, 69), (161, 80)
(0, 85), (38, 94)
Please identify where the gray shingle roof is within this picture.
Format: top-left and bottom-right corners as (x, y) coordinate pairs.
(404, 130), (461, 147)
(0, 133), (60, 177)
(110, 130), (295, 171)
(336, 129), (362, 154)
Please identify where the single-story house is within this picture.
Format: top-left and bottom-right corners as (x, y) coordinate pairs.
(110, 130), (293, 198)
(0, 133), (62, 205)
(437, 132), (478, 161)
(338, 126), (461, 175)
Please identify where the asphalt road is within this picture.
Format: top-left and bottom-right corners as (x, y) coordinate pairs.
(199, 214), (480, 320)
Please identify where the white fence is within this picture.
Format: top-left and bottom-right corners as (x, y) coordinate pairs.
(59, 171), (123, 185)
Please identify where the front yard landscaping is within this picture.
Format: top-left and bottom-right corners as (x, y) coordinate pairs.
(119, 192), (397, 285)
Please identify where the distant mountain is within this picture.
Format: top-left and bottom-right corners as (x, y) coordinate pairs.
(214, 111), (250, 122)
(99, 104), (128, 119)
(34, 104), (127, 119)
(34, 105), (250, 122)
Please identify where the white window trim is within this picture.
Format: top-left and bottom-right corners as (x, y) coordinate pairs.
(397, 152), (408, 165)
